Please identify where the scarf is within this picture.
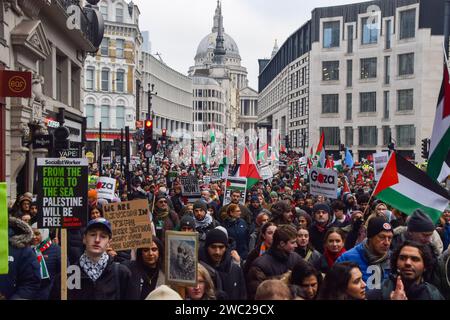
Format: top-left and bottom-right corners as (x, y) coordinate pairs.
(363, 239), (389, 265)
(259, 243), (268, 257)
(80, 252), (109, 282)
(195, 213), (213, 229)
(324, 247), (346, 267)
(33, 238), (53, 280)
(154, 206), (170, 220)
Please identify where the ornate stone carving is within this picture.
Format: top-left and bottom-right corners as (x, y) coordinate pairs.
(17, 0), (50, 19)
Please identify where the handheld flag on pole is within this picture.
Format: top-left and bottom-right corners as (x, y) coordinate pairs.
(344, 148), (354, 169)
(316, 131), (326, 168)
(234, 147), (261, 189)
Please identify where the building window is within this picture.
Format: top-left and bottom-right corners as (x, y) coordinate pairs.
(116, 106), (125, 128)
(101, 37), (109, 56)
(100, 5), (108, 20)
(101, 68), (109, 91)
(116, 4), (124, 23)
(101, 105), (110, 128)
(323, 21), (340, 48)
(385, 19), (392, 49)
(347, 25), (353, 53)
(396, 125), (415, 147)
(398, 53), (414, 76)
(383, 126), (391, 145)
(360, 92), (376, 112)
(346, 93), (352, 121)
(322, 61), (339, 81)
(347, 60), (352, 87)
(322, 94), (339, 114)
(345, 127), (353, 146)
(86, 67), (94, 90)
(383, 91), (389, 119)
(359, 126), (377, 146)
(116, 39), (124, 58)
(86, 104), (95, 128)
(360, 58), (377, 79)
(397, 89), (414, 111)
(361, 17), (378, 44)
(400, 9), (416, 40)
(384, 56), (390, 84)
(320, 127), (340, 146)
(116, 70), (125, 92)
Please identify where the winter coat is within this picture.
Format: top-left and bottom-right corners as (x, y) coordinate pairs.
(366, 276), (444, 300)
(219, 204), (252, 226)
(154, 209), (180, 246)
(123, 260), (165, 300)
(336, 242), (391, 289)
(434, 249), (450, 300)
(67, 228), (84, 266)
(295, 247), (323, 272)
(391, 226), (443, 257)
(246, 248), (303, 300)
(170, 193), (184, 216)
(199, 245), (246, 300)
(50, 256), (131, 300)
(36, 242), (61, 300)
(0, 217), (41, 300)
(223, 218), (250, 260)
(308, 223), (328, 254)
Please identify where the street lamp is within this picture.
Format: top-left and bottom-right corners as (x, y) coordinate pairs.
(147, 83), (157, 120)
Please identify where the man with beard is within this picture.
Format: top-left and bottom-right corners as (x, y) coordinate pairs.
(247, 195), (263, 222)
(193, 200), (220, 242)
(367, 241), (444, 300)
(309, 203), (335, 254)
(153, 193), (180, 245)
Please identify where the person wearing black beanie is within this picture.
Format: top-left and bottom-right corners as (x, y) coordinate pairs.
(308, 203), (333, 254)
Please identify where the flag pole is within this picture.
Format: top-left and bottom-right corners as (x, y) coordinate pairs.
(443, 0), (450, 61)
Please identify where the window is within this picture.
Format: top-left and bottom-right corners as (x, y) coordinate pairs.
(400, 9), (416, 39)
(345, 127), (353, 146)
(116, 4), (124, 23)
(322, 94), (339, 114)
(396, 125), (415, 146)
(101, 68), (109, 91)
(100, 5), (108, 20)
(383, 126), (391, 145)
(323, 21), (340, 48)
(322, 61), (339, 81)
(383, 91), (389, 119)
(101, 105), (110, 128)
(398, 53), (414, 76)
(86, 67), (94, 90)
(347, 60), (352, 87)
(116, 39), (124, 58)
(384, 56), (390, 84)
(320, 127), (340, 146)
(361, 58), (377, 79)
(397, 89), (414, 111)
(116, 70), (125, 92)
(359, 126), (377, 146)
(347, 25), (353, 53)
(362, 17), (378, 44)
(86, 104), (95, 128)
(385, 20), (392, 49)
(346, 93), (352, 121)
(360, 92), (376, 112)
(101, 37), (109, 56)
(116, 106), (125, 128)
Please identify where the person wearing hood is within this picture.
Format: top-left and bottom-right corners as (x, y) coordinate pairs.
(193, 200), (220, 243)
(246, 225), (303, 300)
(153, 193), (180, 245)
(337, 217), (393, 290)
(0, 217), (41, 300)
(308, 203), (335, 254)
(198, 228), (246, 300)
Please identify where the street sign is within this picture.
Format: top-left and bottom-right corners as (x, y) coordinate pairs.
(57, 148), (80, 158)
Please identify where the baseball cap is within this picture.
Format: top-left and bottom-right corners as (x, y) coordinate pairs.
(85, 217), (112, 236)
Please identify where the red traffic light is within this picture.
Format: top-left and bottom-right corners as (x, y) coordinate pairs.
(162, 128), (167, 136)
(145, 120), (153, 128)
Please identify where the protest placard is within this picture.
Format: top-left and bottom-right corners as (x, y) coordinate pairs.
(223, 177), (247, 206)
(103, 199), (152, 251)
(180, 176), (200, 196)
(96, 176), (116, 200)
(36, 158), (88, 228)
(259, 164), (273, 181)
(309, 167), (338, 199)
(373, 152), (389, 181)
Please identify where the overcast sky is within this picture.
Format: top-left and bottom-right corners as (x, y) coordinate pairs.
(133, 0), (365, 89)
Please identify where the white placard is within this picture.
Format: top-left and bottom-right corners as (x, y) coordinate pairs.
(96, 176), (117, 200)
(373, 152), (389, 181)
(309, 167), (338, 199)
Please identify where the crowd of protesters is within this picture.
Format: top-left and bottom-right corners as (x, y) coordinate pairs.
(1, 145), (449, 301)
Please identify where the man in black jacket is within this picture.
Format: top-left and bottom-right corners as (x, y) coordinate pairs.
(50, 218), (131, 300)
(199, 228), (247, 300)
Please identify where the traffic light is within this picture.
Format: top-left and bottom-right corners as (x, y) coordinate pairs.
(144, 120), (153, 158)
(162, 128), (167, 137)
(421, 138), (429, 159)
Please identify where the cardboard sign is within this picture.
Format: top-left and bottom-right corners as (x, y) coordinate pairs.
(259, 164), (273, 181)
(103, 199), (152, 251)
(0, 183), (8, 274)
(36, 158), (88, 228)
(96, 176), (116, 200)
(223, 177), (247, 206)
(180, 176), (200, 196)
(309, 167), (338, 199)
(373, 152), (389, 181)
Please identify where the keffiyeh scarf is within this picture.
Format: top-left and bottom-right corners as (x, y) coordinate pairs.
(80, 252), (109, 282)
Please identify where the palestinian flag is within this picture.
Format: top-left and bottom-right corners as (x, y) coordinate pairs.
(325, 155), (334, 169)
(334, 160), (343, 172)
(224, 177), (247, 206)
(292, 175), (301, 191)
(316, 131), (326, 168)
(428, 63), (450, 182)
(234, 147), (261, 189)
(373, 152), (450, 223)
(308, 146), (314, 169)
(258, 143), (269, 162)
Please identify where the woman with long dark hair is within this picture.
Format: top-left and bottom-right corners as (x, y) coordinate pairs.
(294, 226), (322, 271)
(243, 222), (277, 276)
(290, 260), (323, 300)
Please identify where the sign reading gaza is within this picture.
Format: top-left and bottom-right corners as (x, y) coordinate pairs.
(309, 167), (338, 199)
(36, 158), (88, 228)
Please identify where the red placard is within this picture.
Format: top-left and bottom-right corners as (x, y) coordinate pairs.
(0, 70), (32, 98)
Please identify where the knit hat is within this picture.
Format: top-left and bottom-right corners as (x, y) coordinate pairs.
(205, 228), (228, 248)
(367, 216), (393, 238)
(155, 193), (167, 202)
(18, 194), (32, 204)
(312, 203), (331, 214)
(193, 200), (207, 212)
(215, 226), (228, 238)
(180, 215), (196, 229)
(270, 191), (278, 198)
(407, 209), (435, 233)
(145, 285), (182, 300)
